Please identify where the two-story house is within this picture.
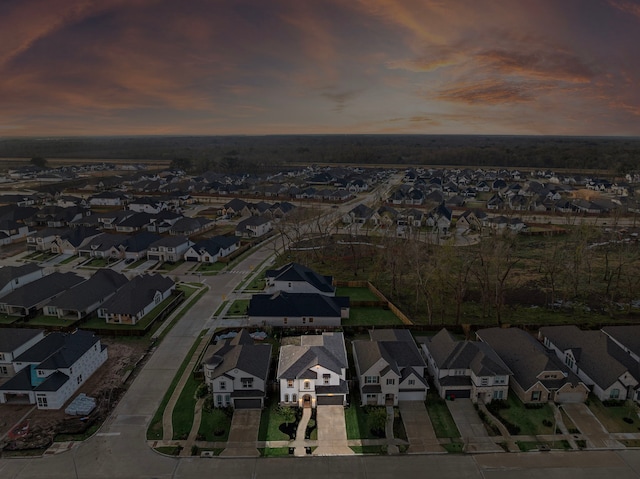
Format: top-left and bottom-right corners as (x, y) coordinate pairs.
(277, 332), (349, 408)
(352, 329), (428, 406)
(202, 329), (272, 409)
(0, 328), (45, 378)
(183, 236), (240, 263)
(0, 330), (108, 409)
(235, 216), (272, 238)
(247, 292), (349, 327)
(147, 236), (193, 263)
(477, 327), (589, 404)
(422, 328), (512, 403)
(264, 262), (335, 296)
(539, 325), (639, 403)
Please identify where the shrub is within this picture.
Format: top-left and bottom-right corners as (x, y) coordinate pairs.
(602, 399), (625, 407)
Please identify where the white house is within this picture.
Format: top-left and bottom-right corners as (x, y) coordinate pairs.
(264, 262), (335, 296)
(202, 329), (272, 409)
(0, 330), (108, 410)
(277, 332), (349, 408)
(0, 328), (45, 378)
(352, 329), (428, 406)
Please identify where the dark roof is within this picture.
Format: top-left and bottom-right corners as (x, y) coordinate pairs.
(278, 332), (348, 379)
(45, 269), (128, 311)
(0, 263), (42, 290)
(14, 329), (100, 368)
(0, 272), (85, 308)
(172, 217), (211, 233)
(34, 371), (70, 392)
(425, 328), (512, 377)
(192, 236), (239, 256)
(203, 329), (271, 382)
(0, 328), (44, 353)
(99, 274), (175, 315)
(122, 231), (161, 252)
(248, 292), (348, 318)
(539, 325), (640, 389)
(265, 263), (335, 294)
(149, 235), (191, 249)
(81, 233), (130, 252)
(477, 327), (583, 391)
(602, 325), (640, 358)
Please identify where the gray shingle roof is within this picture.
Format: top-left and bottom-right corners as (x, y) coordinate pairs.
(203, 329), (271, 382)
(265, 263), (334, 294)
(539, 325), (640, 389)
(602, 325), (640, 358)
(98, 274), (174, 316)
(277, 332), (347, 379)
(0, 272), (85, 309)
(248, 292), (348, 318)
(45, 269), (128, 311)
(13, 329), (100, 368)
(0, 328), (44, 353)
(0, 263), (42, 290)
(477, 327), (582, 391)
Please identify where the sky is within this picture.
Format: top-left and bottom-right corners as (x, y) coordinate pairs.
(1, 0), (639, 137)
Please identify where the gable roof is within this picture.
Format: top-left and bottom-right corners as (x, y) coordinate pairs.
(425, 328), (512, 377)
(0, 328), (44, 353)
(191, 235), (239, 256)
(248, 292), (348, 318)
(354, 329), (426, 380)
(13, 329), (99, 367)
(0, 263), (42, 290)
(45, 269), (128, 311)
(203, 329), (271, 381)
(98, 274), (175, 315)
(602, 325), (640, 357)
(476, 327), (583, 391)
(539, 325), (640, 389)
(0, 272), (85, 308)
(277, 332), (348, 379)
(265, 262), (334, 294)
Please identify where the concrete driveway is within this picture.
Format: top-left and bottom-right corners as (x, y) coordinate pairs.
(220, 409), (261, 457)
(446, 399), (502, 453)
(561, 403), (623, 449)
(313, 405), (353, 456)
(399, 401), (444, 453)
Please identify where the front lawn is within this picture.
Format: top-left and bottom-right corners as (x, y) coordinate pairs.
(491, 394), (554, 436)
(258, 396), (297, 442)
(344, 307), (403, 326)
(344, 394), (383, 440)
(587, 397), (640, 433)
(172, 375), (200, 440)
(425, 394), (460, 438)
(26, 315), (79, 327)
(198, 407), (232, 442)
(226, 299), (249, 316)
(197, 262), (226, 273)
(157, 261), (184, 272)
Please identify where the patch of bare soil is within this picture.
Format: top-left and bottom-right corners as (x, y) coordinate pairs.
(1, 337), (149, 452)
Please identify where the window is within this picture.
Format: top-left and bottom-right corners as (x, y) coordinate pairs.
(365, 376), (379, 384)
(531, 391), (541, 401)
(220, 381), (226, 390)
(493, 390), (504, 400)
(610, 388), (620, 399)
(386, 378), (395, 385)
(283, 317), (288, 325)
(494, 376), (506, 385)
(481, 378), (489, 386)
(565, 356), (574, 369)
(0, 366), (8, 375)
(241, 378), (253, 389)
(292, 394), (297, 403)
(304, 380), (311, 390)
(455, 369), (465, 376)
(302, 317), (306, 324)
(76, 375), (83, 385)
(284, 394), (289, 403)
(36, 395), (48, 408)
(309, 317), (313, 323)
(216, 395), (223, 406)
(323, 374), (330, 385)
(408, 379), (415, 386)
(287, 379), (294, 388)
(225, 395), (231, 406)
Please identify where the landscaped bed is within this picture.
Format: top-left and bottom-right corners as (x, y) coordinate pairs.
(488, 394), (555, 436)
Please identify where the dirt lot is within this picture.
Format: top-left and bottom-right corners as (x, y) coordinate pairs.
(0, 337), (149, 450)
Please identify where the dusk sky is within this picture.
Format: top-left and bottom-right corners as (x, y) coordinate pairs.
(1, 0), (639, 137)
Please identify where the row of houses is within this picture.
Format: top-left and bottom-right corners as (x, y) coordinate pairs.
(423, 326), (640, 406)
(202, 328), (429, 410)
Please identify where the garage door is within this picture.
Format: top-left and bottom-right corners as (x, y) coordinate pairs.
(317, 395), (344, 406)
(443, 389), (471, 399)
(185, 256), (199, 262)
(234, 398), (262, 409)
(555, 392), (585, 403)
(399, 391), (426, 401)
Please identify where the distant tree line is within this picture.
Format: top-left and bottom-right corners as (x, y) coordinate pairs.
(2, 135), (640, 173)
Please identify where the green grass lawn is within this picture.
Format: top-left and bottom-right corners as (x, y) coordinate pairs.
(350, 445), (387, 454)
(259, 447), (291, 457)
(344, 395), (382, 440)
(146, 330), (207, 440)
(587, 397), (640, 433)
(59, 255), (79, 265)
(336, 287), (379, 301)
(258, 396), (296, 442)
(196, 262), (226, 274)
(344, 307), (403, 326)
(425, 394), (460, 438)
(226, 299), (249, 316)
(172, 375), (200, 440)
(0, 314), (19, 325)
(495, 394), (554, 436)
(82, 257), (119, 268)
(125, 258), (148, 269)
(198, 408), (232, 442)
(157, 261), (184, 272)
(442, 439), (464, 453)
(26, 315), (79, 327)
(241, 275), (266, 292)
